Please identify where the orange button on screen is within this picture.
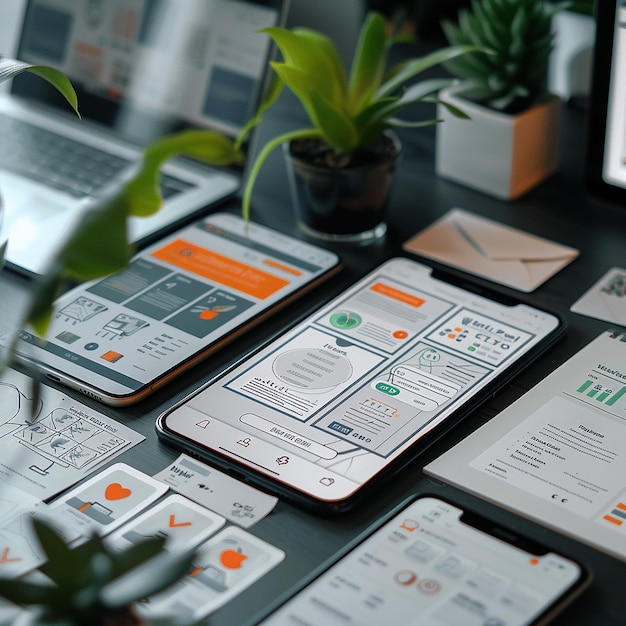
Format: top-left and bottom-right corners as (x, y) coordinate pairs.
(371, 282), (425, 308)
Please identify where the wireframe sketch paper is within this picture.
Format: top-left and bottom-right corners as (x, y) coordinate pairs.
(425, 330), (626, 561)
(0, 367), (144, 498)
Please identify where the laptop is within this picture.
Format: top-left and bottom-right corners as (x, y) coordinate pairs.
(0, 0), (287, 275)
(585, 0), (626, 206)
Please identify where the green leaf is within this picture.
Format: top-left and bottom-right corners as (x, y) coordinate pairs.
(387, 116), (441, 129)
(268, 62), (354, 150)
(240, 127), (322, 222)
(470, 2), (501, 49)
(34, 518), (82, 586)
(440, 20), (463, 47)
(100, 549), (197, 609)
(353, 95), (401, 133)
(25, 129), (241, 335)
(356, 78), (452, 139)
(26, 266), (65, 336)
(57, 187), (135, 282)
(236, 73), (284, 149)
(394, 78), (455, 105)
(309, 90), (358, 152)
(109, 537), (167, 579)
(269, 63), (322, 127)
(295, 28), (348, 100)
(128, 130), (242, 218)
(379, 45), (479, 98)
(262, 27), (346, 106)
(0, 58), (79, 117)
(0, 577), (58, 605)
(433, 98), (471, 119)
(348, 12), (388, 111)
(144, 130), (242, 168)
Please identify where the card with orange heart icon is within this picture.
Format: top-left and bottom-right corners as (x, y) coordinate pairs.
(49, 463), (168, 535)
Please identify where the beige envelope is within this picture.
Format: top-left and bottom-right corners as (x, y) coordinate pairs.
(403, 208), (579, 292)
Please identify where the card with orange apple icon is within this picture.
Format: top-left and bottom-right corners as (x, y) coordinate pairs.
(48, 463), (168, 535)
(136, 526), (284, 621)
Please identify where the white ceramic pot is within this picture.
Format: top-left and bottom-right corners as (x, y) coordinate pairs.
(435, 85), (562, 200)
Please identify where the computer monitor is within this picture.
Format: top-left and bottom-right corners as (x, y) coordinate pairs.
(586, 0), (626, 205)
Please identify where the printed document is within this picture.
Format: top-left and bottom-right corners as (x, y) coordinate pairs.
(426, 330), (626, 560)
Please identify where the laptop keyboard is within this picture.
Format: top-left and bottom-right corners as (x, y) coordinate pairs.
(0, 113), (196, 199)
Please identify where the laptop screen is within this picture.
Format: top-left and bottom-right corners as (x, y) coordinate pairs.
(12, 0), (283, 144)
(586, 0), (626, 205)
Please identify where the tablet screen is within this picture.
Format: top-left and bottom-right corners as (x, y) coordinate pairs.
(160, 258), (563, 508)
(13, 213), (340, 403)
(257, 496), (586, 625)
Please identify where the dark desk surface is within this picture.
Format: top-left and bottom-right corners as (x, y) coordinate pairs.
(2, 100), (625, 625)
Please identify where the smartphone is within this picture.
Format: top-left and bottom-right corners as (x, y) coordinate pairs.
(14, 212), (341, 405)
(157, 257), (564, 511)
(252, 495), (589, 626)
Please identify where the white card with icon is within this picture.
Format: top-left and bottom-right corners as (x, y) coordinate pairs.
(0, 485), (48, 578)
(571, 267), (626, 326)
(49, 463), (168, 535)
(137, 526), (284, 621)
(153, 453), (278, 528)
(106, 494), (224, 552)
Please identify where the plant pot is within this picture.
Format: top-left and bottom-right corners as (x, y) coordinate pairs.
(435, 85), (562, 200)
(284, 132), (401, 244)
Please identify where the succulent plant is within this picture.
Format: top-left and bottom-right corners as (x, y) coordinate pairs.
(0, 518), (195, 626)
(441, 0), (571, 113)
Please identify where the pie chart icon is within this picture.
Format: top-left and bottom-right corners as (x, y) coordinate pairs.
(330, 311), (362, 330)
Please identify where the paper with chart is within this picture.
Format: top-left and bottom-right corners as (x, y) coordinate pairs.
(426, 330), (626, 561)
(0, 367), (144, 499)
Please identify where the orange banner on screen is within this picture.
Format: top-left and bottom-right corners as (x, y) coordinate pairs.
(263, 259), (302, 276)
(371, 282), (425, 308)
(152, 239), (289, 299)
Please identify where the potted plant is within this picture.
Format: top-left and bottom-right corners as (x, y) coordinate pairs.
(0, 518), (196, 626)
(435, 0), (570, 200)
(238, 11), (474, 244)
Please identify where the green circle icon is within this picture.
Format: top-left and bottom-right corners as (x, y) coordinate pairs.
(330, 311), (362, 330)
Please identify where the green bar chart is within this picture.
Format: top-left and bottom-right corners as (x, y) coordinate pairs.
(576, 378), (626, 407)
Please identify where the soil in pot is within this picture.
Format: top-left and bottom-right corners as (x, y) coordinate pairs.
(286, 133), (400, 243)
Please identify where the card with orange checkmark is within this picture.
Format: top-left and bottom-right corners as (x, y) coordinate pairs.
(106, 494), (224, 553)
(49, 463), (168, 535)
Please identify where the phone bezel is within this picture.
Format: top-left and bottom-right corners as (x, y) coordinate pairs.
(156, 258), (566, 513)
(244, 492), (591, 626)
(14, 213), (342, 406)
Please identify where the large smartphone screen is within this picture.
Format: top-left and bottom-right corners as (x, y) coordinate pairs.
(255, 496), (587, 625)
(158, 258), (562, 507)
(13, 213), (340, 404)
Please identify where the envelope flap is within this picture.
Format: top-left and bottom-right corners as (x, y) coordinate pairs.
(453, 209), (576, 261)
